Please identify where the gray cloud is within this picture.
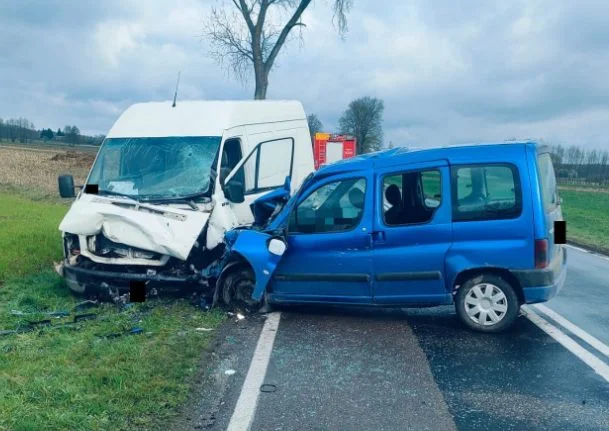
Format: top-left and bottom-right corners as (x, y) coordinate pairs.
(1, 0), (609, 149)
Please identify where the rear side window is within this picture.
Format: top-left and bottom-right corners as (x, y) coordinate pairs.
(537, 153), (559, 211)
(451, 164), (522, 222)
(382, 169), (442, 226)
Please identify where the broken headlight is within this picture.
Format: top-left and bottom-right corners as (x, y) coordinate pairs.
(63, 233), (80, 257)
(88, 233), (160, 260)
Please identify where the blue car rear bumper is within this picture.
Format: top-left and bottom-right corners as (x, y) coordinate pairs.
(512, 246), (567, 304)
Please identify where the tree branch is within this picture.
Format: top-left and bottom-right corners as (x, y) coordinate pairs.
(264, 0), (312, 73)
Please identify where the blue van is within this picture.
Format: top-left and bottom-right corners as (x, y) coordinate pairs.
(216, 141), (567, 332)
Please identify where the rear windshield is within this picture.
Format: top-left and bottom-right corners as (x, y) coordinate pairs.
(537, 153), (559, 211)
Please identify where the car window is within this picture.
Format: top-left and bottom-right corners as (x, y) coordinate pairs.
(257, 138), (293, 189)
(537, 153), (559, 211)
(231, 138), (294, 194)
(452, 164), (522, 222)
(289, 178), (366, 233)
(382, 169), (441, 226)
(220, 138), (243, 186)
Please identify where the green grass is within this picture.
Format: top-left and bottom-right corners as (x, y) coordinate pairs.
(560, 188), (609, 251)
(0, 192), (68, 281)
(0, 192), (224, 430)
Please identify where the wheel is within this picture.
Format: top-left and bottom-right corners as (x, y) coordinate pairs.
(221, 267), (264, 313)
(455, 274), (519, 333)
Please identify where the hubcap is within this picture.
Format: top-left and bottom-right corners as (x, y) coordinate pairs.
(464, 283), (508, 326)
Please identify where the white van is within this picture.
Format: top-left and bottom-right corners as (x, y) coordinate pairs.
(56, 100), (314, 296)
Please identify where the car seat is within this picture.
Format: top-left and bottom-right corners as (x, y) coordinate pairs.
(385, 184), (403, 225)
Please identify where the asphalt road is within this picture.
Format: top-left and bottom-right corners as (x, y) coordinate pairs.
(183, 245), (609, 431)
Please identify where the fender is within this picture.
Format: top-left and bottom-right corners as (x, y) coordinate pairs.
(226, 229), (286, 301)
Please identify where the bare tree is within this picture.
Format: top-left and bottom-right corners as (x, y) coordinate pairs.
(307, 113), (323, 144)
(205, 0), (352, 99)
(339, 96), (384, 154)
(600, 150), (609, 187)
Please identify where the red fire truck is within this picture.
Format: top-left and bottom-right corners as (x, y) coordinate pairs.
(313, 133), (357, 170)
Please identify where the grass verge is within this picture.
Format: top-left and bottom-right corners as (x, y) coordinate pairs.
(0, 192), (224, 430)
(559, 187), (609, 254)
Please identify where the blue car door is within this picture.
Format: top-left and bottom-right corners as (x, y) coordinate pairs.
(371, 159), (453, 305)
(269, 172), (374, 304)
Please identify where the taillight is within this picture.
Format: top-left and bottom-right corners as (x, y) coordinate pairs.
(535, 239), (548, 269)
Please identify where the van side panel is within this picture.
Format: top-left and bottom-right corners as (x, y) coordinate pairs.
(444, 145), (536, 292)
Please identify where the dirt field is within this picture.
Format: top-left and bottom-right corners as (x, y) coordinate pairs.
(0, 145), (96, 196)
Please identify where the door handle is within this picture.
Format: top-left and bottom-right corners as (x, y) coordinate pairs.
(371, 231), (386, 241)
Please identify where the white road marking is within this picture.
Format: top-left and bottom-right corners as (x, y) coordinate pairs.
(534, 304), (609, 358)
(523, 306), (609, 383)
(565, 244), (589, 253)
(227, 312), (281, 431)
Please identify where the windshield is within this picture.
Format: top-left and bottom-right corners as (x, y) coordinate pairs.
(86, 136), (221, 200)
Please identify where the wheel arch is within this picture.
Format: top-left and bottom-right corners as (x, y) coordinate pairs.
(452, 267), (525, 304)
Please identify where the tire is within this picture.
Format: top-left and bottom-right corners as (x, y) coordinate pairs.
(455, 273), (519, 333)
(221, 266), (264, 313)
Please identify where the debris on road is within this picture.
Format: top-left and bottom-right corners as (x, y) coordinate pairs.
(260, 384), (277, 393)
(224, 369), (236, 376)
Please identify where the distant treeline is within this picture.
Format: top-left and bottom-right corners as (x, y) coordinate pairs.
(0, 117), (104, 146)
(548, 144), (609, 187)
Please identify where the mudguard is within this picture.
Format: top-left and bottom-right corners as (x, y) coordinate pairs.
(226, 229), (286, 301)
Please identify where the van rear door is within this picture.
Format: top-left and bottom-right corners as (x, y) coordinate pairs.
(535, 150), (563, 264)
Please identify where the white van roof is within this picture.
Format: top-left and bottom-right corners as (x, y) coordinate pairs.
(106, 100), (306, 138)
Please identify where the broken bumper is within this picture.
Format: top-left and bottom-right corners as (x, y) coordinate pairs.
(59, 261), (201, 294)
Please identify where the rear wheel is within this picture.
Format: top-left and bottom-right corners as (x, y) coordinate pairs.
(455, 274), (519, 333)
(221, 267), (264, 313)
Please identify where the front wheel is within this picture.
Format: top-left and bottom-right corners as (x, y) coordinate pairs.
(455, 274), (519, 333)
(221, 267), (265, 313)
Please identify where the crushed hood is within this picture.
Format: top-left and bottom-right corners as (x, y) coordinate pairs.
(59, 194), (209, 261)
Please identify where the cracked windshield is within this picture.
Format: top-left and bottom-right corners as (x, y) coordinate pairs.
(87, 136), (221, 199)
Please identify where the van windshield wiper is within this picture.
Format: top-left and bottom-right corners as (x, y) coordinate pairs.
(96, 189), (139, 201)
(139, 196), (201, 210)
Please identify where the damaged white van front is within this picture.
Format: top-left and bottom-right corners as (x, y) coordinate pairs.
(55, 100), (314, 299)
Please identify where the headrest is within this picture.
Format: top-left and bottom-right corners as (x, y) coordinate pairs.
(385, 184), (401, 206)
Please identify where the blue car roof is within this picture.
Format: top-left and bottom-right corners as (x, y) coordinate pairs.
(315, 141), (542, 176)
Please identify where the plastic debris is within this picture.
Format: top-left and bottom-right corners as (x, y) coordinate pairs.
(10, 310), (70, 318)
(224, 369), (236, 376)
(0, 330), (17, 336)
(28, 319), (52, 327)
(260, 384), (277, 393)
(195, 327), (214, 332)
(236, 313), (245, 321)
(73, 313), (97, 323)
(73, 299), (99, 311)
(130, 327), (144, 335)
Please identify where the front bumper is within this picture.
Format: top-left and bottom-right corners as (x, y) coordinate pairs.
(512, 246), (568, 304)
(59, 261), (201, 295)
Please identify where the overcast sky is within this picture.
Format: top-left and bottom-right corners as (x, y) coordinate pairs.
(1, 0), (609, 149)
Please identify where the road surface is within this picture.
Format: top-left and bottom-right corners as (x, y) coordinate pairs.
(177, 245), (609, 431)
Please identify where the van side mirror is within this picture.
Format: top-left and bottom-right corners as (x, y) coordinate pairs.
(58, 175), (76, 198)
(223, 178), (245, 203)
